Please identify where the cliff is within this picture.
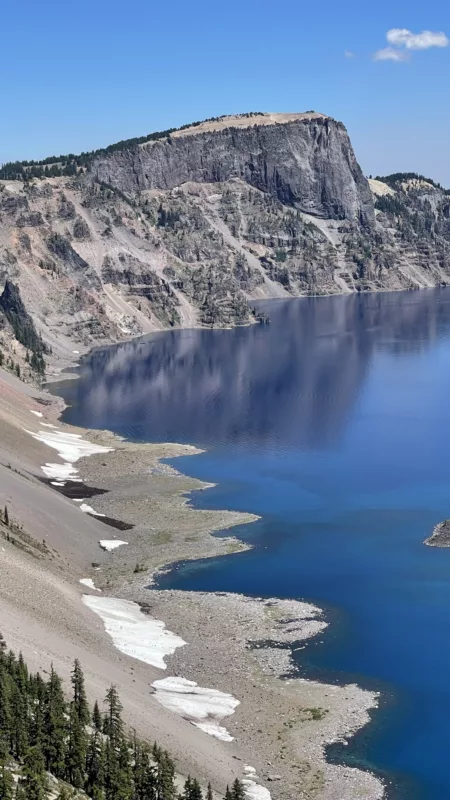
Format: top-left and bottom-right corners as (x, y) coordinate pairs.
(0, 112), (449, 379)
(91, 113), (375, 226)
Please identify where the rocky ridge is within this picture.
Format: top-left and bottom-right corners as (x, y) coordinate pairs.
(0, 112), (448, 377)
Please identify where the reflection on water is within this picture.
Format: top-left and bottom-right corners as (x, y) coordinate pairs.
(54, 288), (450, 800)
(55, 289), (450, 450)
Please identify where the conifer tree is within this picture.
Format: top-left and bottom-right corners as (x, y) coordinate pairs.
(92, 701), (102, 732)
(71, 660), (89, 726)
(206, 783), (213, 800)
(0, 666), (12, 758)
(103, 686), (123, 745)
(85, 730), (104, 798)
(20, 745), (48, 800)
(10, 683), (28, 759)
(231, 780), (245, 800)
(65, 702), (87, 788)
(224, 787), (232, 800)
(156, 751), (176, 800)
(189, 778), (203, 800)
(42, 667), (66, 777)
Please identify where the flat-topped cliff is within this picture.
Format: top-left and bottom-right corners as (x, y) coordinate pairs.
(91, 113), (375, 225)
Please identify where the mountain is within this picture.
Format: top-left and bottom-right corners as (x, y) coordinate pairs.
(0, 111), (449, 378)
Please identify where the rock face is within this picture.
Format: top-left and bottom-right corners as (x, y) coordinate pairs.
(92, 114), (375, 226)
(0, 111), (449, 379)
(424, 520), (450, 547)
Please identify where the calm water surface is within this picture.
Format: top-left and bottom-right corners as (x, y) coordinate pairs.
(54, 290), (450, 799)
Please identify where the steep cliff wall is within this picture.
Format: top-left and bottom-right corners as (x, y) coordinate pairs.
(91, 114), (375, 226)
(0, 113), (449, 381)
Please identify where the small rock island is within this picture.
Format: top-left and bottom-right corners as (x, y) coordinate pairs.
(424, 520), (450, 547)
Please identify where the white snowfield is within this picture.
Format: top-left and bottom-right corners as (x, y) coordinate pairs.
(82, 596), (186, 670)
(241, 781), (271, 800)
(79, 578), (101, 591)
(152, 677), (240, 742)
(24, 428), (113, 484)
(80, 503), (106, 516)
(29, 410), (43, 417)
(99, 540), (128, 552)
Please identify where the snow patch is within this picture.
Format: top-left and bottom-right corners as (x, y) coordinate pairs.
(82, 596), (186, 669)
(41, 423), (57, 429)
(51, 481), (65, 486)
(80, 503), (106, 517)
(43, 463), (82, 482)
(152, 677), (239, 742)
(99, 540), (128, 552)
(79, 578), (101, 591)
(25, 428), (113, 485)
(242, 781), (271, 800)
(241, 768), (271, 800)
(30, 410), (43, 418)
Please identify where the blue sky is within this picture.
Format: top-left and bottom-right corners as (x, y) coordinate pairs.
(1, 0), (449, 183)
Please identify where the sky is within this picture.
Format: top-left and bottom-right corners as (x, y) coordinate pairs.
(1, 0), (449, 184)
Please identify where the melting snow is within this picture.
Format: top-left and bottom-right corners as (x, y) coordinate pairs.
(41, 423), (57, 429)
(43, 463), (82, 482)
(99, 540), (128, 551)
(79, 578), (101, 591)
(152, 677), (239, 742)
(30, 410), (43, 418)
(241, 781), (271, 800)
(241, 768), (271, 800)
(82, 596), (186, 669)
(80, 503), (106, 516)
(25, 428), (113, 485)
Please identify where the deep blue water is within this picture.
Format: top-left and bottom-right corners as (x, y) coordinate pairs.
(54, 290), (450, 799)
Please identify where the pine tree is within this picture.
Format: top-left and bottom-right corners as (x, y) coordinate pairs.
(85, 730), (104, 798)
(65, 702), (87, 788)
(0, 666), (12, 759)
(231, 780), (245, 800)
(156, 752), (176, 800)
(103, 686), (123, 745)
(42, 666), (66, 777)
(116, 738), (132, 800)
(92, 701), (102, 732)
(20, 745), (48, 800)
(189, 778), (203, 800)
(10, 683), (28, 759)
(3, 507), (8, 528)
(224, 787), (232, 800)
(206, 784), (213, 800)
(71, 660), (89, 725)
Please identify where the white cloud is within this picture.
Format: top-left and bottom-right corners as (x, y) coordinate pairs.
(344, 50), (355, 58)
(387, 28), (449, 50)
(374, 47), (410, 62)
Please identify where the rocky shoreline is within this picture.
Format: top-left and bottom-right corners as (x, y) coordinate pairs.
(0, 359), (385, 800)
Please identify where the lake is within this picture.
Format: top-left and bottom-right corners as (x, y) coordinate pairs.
(54, 289), (450, 799)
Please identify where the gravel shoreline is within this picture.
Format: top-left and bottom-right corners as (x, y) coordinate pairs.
(0, 365), (385, 800)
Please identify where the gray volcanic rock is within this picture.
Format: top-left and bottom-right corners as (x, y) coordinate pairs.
(91, 114), (374, 226)
(424, 520), (450, 547)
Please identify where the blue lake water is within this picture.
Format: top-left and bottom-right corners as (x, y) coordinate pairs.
(54, 289), (450, 799)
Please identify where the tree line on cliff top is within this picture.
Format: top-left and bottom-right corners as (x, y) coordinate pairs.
(0, 634), (247, 800)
